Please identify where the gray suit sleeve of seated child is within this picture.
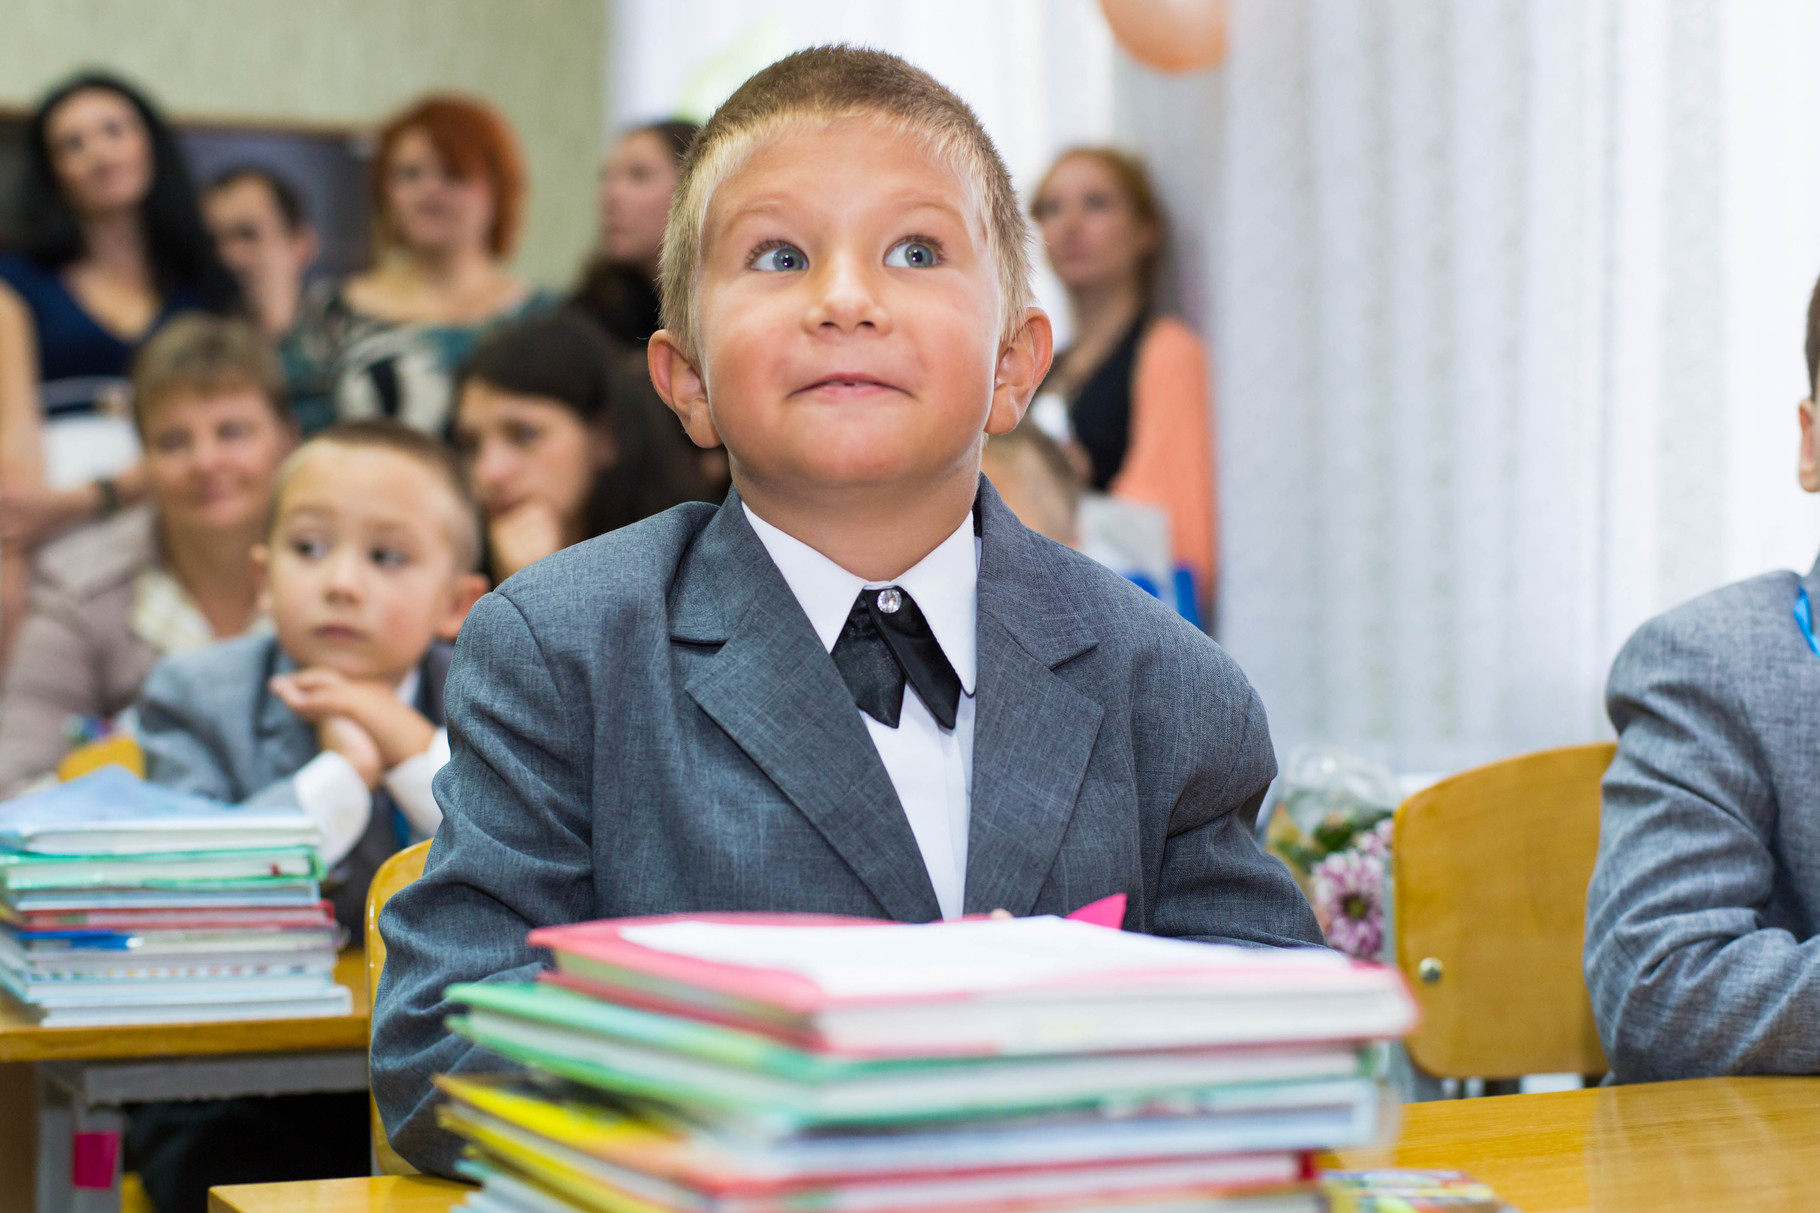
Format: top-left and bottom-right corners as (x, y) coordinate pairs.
(1584, 573), (1820, 1083)
(371, 590), (598, 1176)
(370, 490), (1322, 1178)
(137, 635), (309, 810)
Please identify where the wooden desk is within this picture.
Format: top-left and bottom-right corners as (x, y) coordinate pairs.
(206, 1076), (1820, 1213)
(209, 1176), (469, 1213)
(4, 949), (369, 1213)
(1322, 1075), (1820, 1211)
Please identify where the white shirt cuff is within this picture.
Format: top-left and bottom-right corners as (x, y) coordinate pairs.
(292, 751), (373, 868)
(383, 727), (448, 841)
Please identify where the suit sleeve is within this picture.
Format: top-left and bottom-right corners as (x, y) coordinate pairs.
(1150, 638), (1324, 949)
(1584, 617), (1820, 1081)
(137, 657), (246, 802)
(371, 590), (598, 1177)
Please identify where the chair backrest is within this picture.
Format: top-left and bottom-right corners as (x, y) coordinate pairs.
(1394, 743), (1615, 1080)
(57, 736), (144, 782)
(365, 839), (431, 1177)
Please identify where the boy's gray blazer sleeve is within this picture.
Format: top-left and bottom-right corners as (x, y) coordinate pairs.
(137, 657), (251, 803)
(371, 591), (598, 1176)
(1584, 612), (1820, 1083)
(1151, 672), (1312, 949)
(137, 650), (304, 810)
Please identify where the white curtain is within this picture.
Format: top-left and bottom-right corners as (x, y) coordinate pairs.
(1214, 0), (1820, 775)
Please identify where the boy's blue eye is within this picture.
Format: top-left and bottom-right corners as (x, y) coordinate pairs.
(885, 240), (941, 269)
(371, 547), (409, 569)
(290, 538), (328, 559)
(752, 244), (808, 272)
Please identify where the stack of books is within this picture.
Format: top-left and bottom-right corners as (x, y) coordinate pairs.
(435, 911), (1417, 1213)
(0, 768), (348, 1025)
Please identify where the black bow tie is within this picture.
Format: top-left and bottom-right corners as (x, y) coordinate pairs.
(830, 586), (962, 730)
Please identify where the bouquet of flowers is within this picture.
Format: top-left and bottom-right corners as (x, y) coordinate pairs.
(1264, 746), (1399, 960)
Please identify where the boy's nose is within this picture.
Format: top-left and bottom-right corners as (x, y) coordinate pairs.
(322, 548), (365, 598)
(806, 254), (890, 334)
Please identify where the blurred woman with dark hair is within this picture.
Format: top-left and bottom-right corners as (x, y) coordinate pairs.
(1031, 146), (1217, 623)
(452, 310), (711, 583)
(292, 94), (551, 438)
(0, 71), (239, 657)
(567, 119), (698, 348)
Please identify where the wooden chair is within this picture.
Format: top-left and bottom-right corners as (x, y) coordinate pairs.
(57, 734), (144, 781)
(1394, 743), (1616, 1081)
(364, 839), (432, 1176)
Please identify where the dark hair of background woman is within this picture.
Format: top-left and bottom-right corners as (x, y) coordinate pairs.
(567, 119), (700, 348)
(460, 310), (711, 541)
(10, 71), (240, 312)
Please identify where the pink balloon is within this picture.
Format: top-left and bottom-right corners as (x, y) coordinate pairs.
(1099, 0), (1228, 73)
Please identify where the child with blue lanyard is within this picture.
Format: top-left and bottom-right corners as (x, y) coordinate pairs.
(1584, 270), (1820, 1085)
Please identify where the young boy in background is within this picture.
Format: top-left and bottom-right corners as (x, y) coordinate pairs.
(128, 419), (485, 1212)
(374, 46), (1321, 1176)
(138, 419), (487, 931)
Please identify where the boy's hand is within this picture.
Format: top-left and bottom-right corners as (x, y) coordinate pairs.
(316, 715), (384, 790)
(489, 498), (566, 580)
(269, 668), (438, 770)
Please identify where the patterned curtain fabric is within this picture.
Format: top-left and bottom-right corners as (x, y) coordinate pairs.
(1212, 0), (1820, 774)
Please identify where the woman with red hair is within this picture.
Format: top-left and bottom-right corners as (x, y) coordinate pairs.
(292, 95), (552, 437)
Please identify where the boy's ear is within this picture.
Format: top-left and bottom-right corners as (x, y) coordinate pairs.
(249, 543), (274, 618)
(647, 331), (722, 449)
(1800, 398), (1818, 494)
(986, 308), (1055, 437)
(436, 572), (491, 642)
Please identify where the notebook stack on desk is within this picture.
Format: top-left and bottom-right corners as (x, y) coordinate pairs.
(0, 767), (347, 1025)
(435, 912), (1417, 1213)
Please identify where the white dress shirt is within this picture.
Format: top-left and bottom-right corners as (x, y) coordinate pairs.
(290, 668), (448, 867)
(744, 505), (977, 919)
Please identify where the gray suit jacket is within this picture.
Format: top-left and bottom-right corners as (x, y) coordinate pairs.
(372, 482), (1321, 1176)
(137, 632), (452, 930)
(1585, 553), (1820, 1083)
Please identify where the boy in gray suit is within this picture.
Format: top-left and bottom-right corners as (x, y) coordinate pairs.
(373, 47), (1322, 1176)
(139, 421), (488, 932)
(130, 420), (487, 1211)
(1585, 273), (1820, 1082)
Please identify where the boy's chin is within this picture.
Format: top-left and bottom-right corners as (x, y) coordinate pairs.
(280, 639), (405, 684)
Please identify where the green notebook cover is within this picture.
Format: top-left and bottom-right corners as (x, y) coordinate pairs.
(0, 847), (323, 891)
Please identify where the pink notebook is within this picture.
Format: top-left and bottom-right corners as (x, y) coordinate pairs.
(527, 911), (1415, 1057)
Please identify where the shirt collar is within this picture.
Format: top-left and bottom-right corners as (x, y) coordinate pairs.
(742, 503), (978, 694)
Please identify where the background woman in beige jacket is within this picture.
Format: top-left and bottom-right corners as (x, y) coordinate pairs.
(0, 315), (292, 792)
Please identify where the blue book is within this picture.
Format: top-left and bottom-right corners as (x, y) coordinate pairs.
(0, 768), (322, 856)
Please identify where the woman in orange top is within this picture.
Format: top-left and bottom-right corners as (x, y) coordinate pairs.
(1031, 148), (1216, 621)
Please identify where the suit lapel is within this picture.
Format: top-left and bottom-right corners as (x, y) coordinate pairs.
(675, 493), (943, 923)
(963, 481), (1104, 916)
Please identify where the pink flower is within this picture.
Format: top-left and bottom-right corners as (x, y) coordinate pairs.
(1353, 818), (1394, 861)
(1313, 847), (1386, 959)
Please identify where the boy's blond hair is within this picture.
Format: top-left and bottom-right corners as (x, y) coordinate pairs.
(659, 45), (1033, 364)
